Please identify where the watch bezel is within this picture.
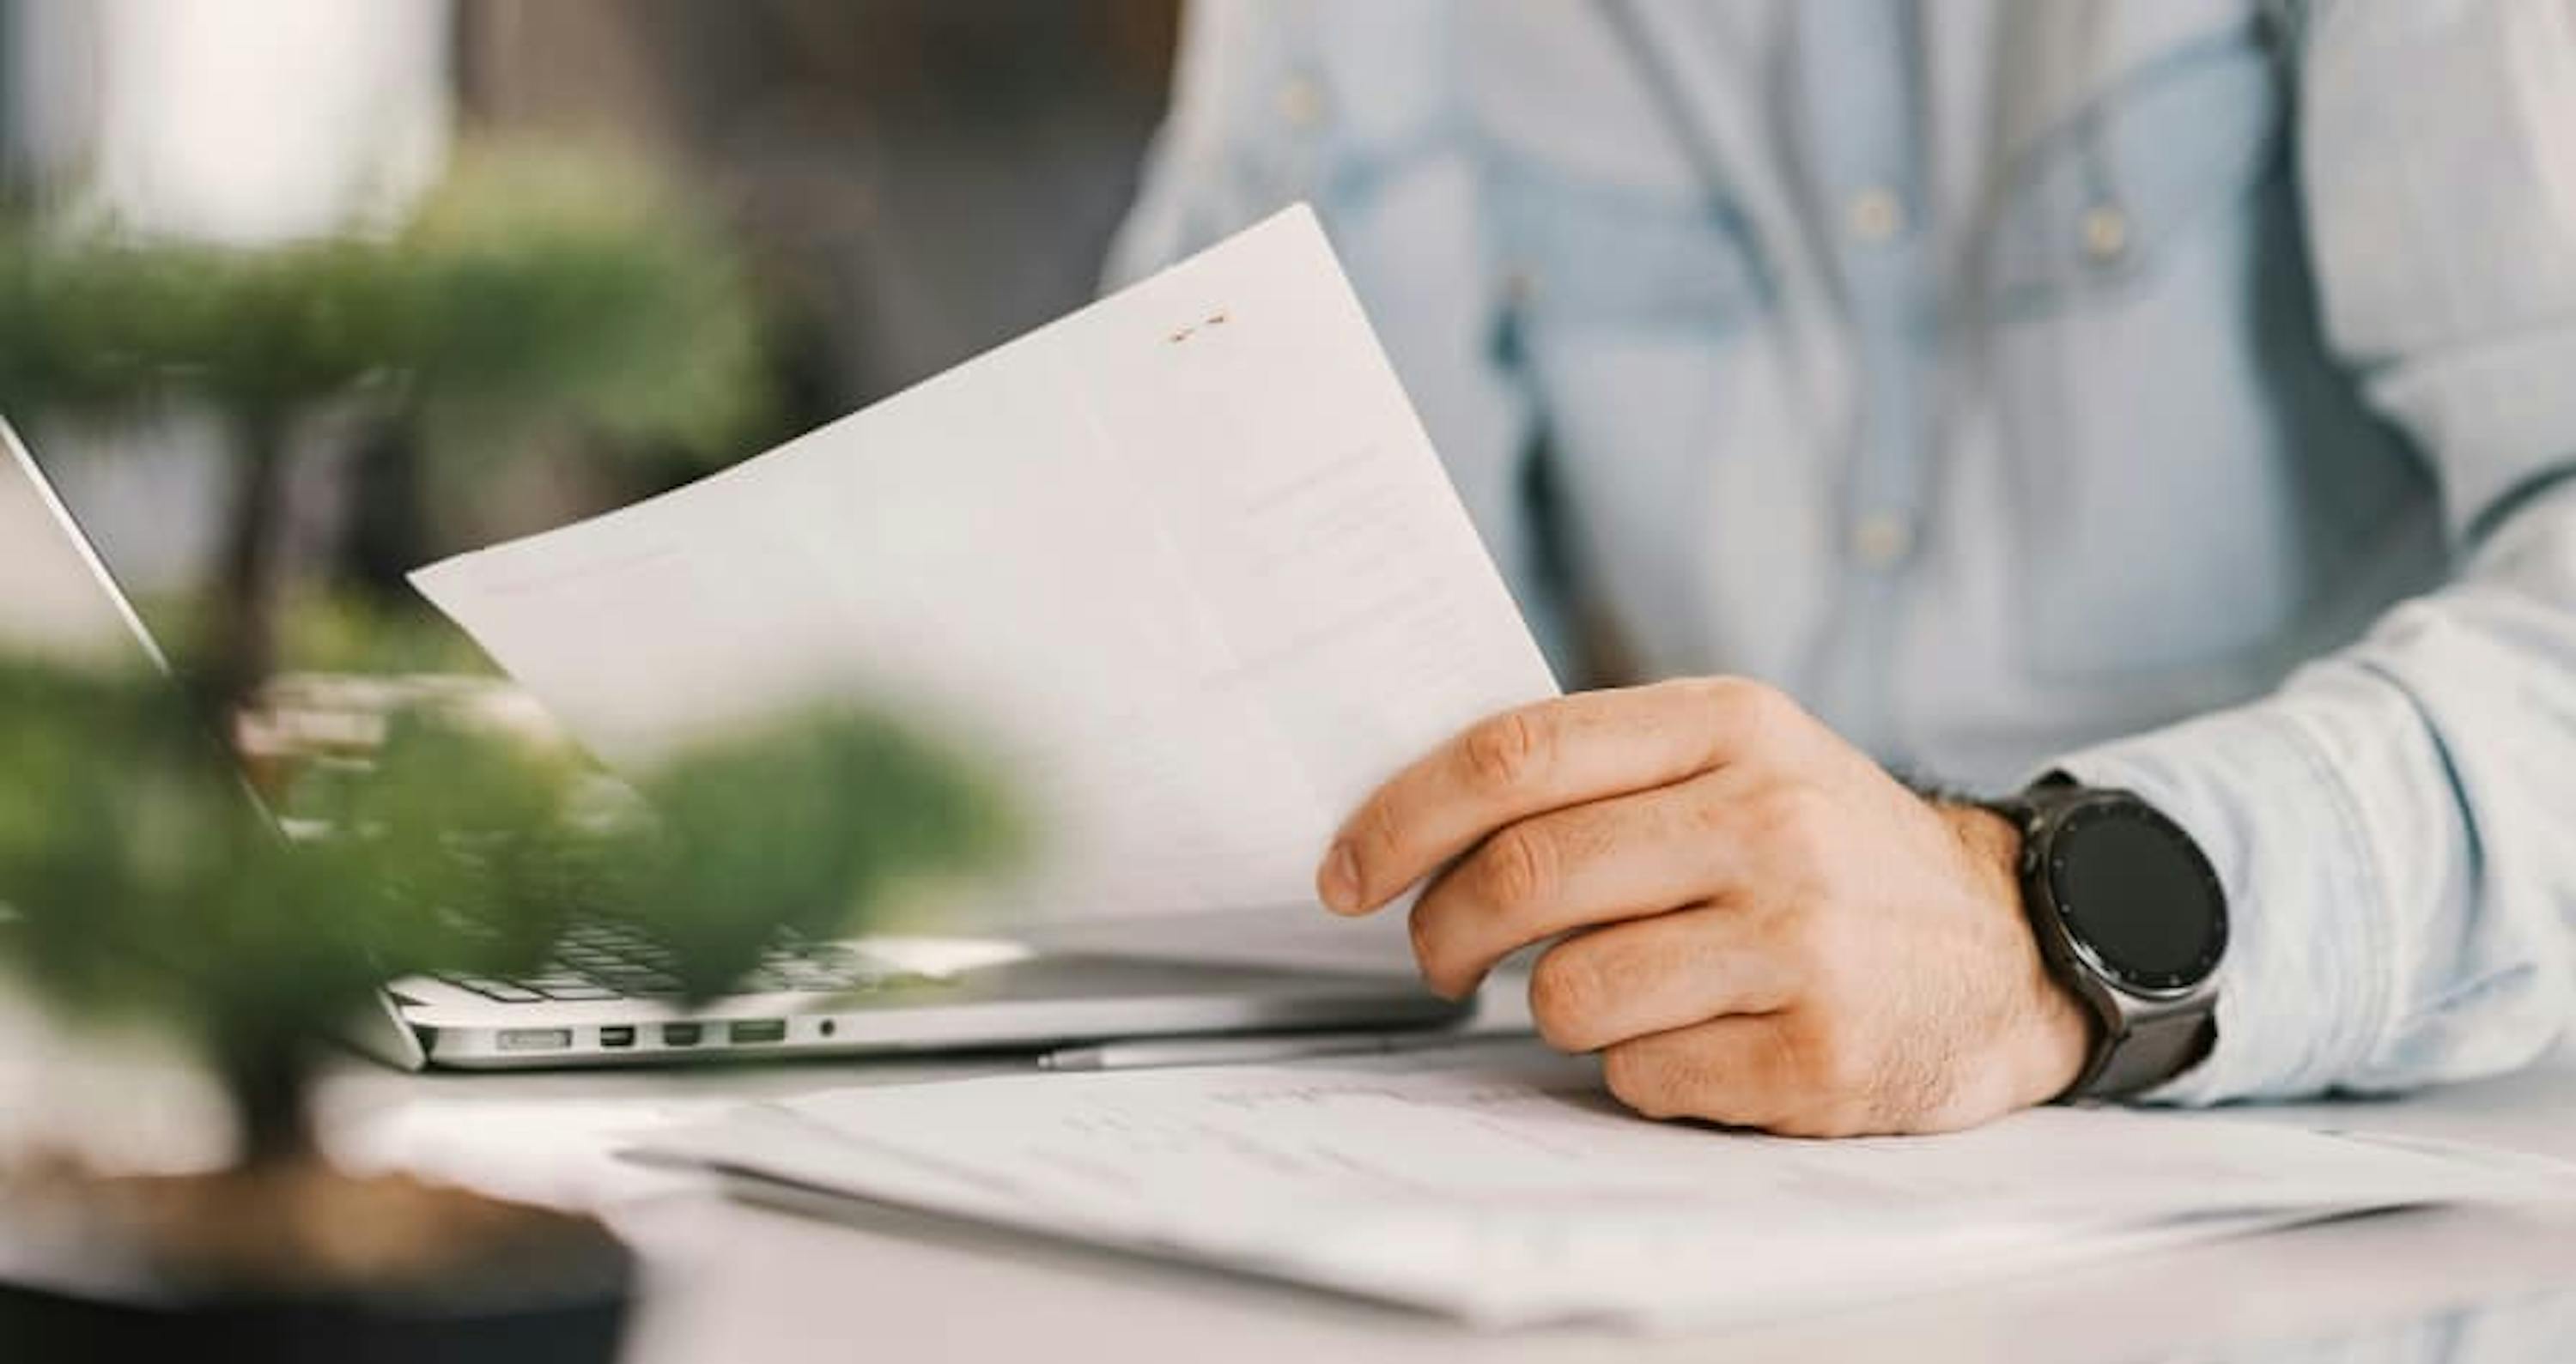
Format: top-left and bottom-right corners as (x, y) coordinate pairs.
(2038, 795), (2228, 999)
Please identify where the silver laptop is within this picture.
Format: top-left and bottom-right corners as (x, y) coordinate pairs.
(0, 416), (1462, 1070)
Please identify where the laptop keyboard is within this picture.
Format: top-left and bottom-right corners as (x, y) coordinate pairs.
(439, 921), (930, 1003)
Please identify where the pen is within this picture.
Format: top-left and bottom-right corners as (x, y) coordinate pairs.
(1038, 1030), (1466, 1073)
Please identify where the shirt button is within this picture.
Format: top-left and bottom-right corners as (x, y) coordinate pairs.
(2081, 203), (2130, 263)
(1276, 74), (1329, 130)
(1845, 186), (1907, 245)
(1850, 512), (1917, 569)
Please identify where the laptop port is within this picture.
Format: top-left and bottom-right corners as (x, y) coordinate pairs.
(597, 1026), (636, 1049)
(497, 1028), (572, 1052)
(729, 1019), (788, 1046)
(660, 1022), (703, 1048)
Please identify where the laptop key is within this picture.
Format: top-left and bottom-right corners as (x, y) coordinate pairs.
(466, 923), (951, 1006)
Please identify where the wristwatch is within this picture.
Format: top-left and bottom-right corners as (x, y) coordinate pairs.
(1988, 778), (2227, 1100)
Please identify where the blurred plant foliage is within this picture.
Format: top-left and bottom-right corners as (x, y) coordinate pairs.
(0, 142), (772, 712)
(0, 142), (765, 454)
(0, 654), (1018, 1164)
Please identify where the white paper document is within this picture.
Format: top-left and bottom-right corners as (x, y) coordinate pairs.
(412, 206), (1558, 933)
(640, 1044), (2575, 1331)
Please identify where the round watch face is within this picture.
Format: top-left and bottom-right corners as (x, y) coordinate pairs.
(2044, 799), (2227, 995)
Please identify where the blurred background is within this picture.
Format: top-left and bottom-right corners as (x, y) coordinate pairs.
(0, 0), (1178, 668)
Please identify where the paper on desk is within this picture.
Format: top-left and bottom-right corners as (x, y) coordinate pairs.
(412, 205), (1557, 935)
(639, 1044), (2574, 1331)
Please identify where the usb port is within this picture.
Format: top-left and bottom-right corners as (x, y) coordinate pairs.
(729, 1019), (788, 1046)
(497, 1028), (572, 1052)
(660, 1022), (703, 1048)
(597, 1026), (635, 1049)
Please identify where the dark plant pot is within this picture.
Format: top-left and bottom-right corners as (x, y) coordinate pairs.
(0, 1165), (637, 1363)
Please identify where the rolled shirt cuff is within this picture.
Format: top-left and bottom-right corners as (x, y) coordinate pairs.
(2043, 700), (2394, 1105)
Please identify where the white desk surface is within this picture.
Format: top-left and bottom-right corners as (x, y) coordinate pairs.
(7, 988), (2575, 1364)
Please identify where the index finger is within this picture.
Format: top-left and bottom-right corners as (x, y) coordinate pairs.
(1315, 678), (1795, 915)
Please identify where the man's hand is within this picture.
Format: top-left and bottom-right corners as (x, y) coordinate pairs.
(1315, 678), (2093, 1137)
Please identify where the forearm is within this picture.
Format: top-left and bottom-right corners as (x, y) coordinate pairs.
(2051, 481), (2576, 1103)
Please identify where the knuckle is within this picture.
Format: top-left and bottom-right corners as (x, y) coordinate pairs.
(1775, 903), (1856, 985)
(1600, 1046), (1675, 1118)
(1790, 1015), (1875, 1097)
(1461, 707), (1549, 793)
(1680, 780), (1738, 840)
(1708, 676), (1799, 729)
(1472, 822), (1558, 912)
(1752, 786), (1841, 870)
(1527, 949), (1606, 1050)
(1817, 1049), (1877, 1101)
(1671, 675), (1738, 706)
(1657, 676), (1731, 713)
(1707, 677), (1815, 762)
(1759, 912), (1831, 988)
(1337, 801), (1410, 902)
(1352, 797), (1406, 875)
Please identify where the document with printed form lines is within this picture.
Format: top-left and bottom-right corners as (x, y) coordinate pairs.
(643, 1042), (2576, 1331)
(414, 205), (1560, 944)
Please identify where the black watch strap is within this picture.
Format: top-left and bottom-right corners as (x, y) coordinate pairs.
(2080, 1009), (2216, 1100)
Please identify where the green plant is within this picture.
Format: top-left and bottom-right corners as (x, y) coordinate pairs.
(0, 655), (1013, 1167)
(0, 143), (769, 715)
(0, 140), (1018, 1175)
(0, 139), (1010, 1364)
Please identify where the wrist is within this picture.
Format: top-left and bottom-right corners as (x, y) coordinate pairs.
(1939, 803), (2097, 1105)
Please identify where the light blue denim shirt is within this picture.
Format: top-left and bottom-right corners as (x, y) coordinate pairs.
(1109, 0), (2576, 1104)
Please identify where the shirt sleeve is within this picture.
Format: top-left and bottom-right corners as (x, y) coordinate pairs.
(2051, 0), (2576, 1102)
